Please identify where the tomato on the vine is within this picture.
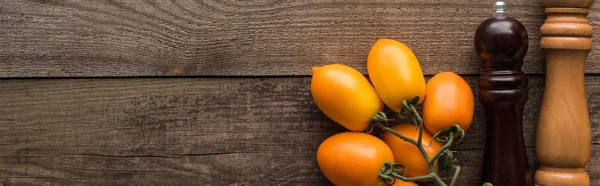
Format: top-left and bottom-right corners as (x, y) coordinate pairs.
(422, 72), (474, 135)
(393, 180), (418, 186)
(311, 64), (383, 131)
(382, 124), (443, 178)
(367, 38), (427, 112)
(317, 132), (417, 186)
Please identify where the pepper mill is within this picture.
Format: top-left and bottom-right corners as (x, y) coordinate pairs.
(534, 0), (594, 185)
(474, 1), (533, 185)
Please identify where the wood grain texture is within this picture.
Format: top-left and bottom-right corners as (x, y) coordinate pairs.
(534, 1), (595, 185)
(1, 0), (600, 77)
(1, 76), (599, 186)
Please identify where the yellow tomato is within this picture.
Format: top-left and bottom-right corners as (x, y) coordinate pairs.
(382, 124), (443, 178)
(393, 180), (419, 186)
(317, 132), (395, 186)
(367, 38), (426, 112)
(311, 64), (383, 131)
(422, 72), (474, 135)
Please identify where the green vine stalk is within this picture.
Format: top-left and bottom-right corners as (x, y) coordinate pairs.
(369, 97), (492, 186)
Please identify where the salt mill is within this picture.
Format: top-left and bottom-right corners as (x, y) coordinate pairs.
(535, 0), (594, 185)
(474, 1), (533, 185)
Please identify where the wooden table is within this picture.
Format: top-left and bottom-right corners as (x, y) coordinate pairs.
(0, 1), (599, 185)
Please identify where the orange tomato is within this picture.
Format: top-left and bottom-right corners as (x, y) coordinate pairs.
(393, 180), (419, 186)
(317, 132), (395, 186)
(382, 124), (443, 178)
(422, 72), (474, 135)
(367, 38), (427, 112)
(311, 64), (384, 131)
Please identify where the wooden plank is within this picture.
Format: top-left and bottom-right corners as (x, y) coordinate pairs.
(1, 0), (600, 77)
(1, 75), (599, 185)
(3, 147), (599, 186)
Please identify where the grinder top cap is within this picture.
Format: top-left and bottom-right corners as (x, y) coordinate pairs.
(493, 1), (507, 18)
(474, 1), (529, 62)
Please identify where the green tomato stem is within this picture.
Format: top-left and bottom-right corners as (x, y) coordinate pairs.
(430, 131), (455, 164)
(450, 165), (461, 186)
(403, 101), (427, 162)
(396, 174), (435, 182)
(375, 122), (419, 147)
(375, 97), (473, 186)
(432, 175), (446, 186)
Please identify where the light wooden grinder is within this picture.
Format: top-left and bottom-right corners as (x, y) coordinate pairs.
(535, 0), (594, 185)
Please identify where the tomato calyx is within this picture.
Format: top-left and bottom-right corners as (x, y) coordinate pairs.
(398, 95), (426, 120)
(367, 112), (395, 134)
(378, 160), (407, 185)
(369, 97), (474, 186)
(432, 125), (466, 147)
(379, 160), (435, 185)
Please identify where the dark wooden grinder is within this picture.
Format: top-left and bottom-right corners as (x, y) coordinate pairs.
(474, 1), (532, 185)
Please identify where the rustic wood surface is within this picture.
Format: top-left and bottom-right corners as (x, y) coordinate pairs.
(0, 76), (599, 186)
(2, 0), (600, 186)
(1, 0), (600, 77)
